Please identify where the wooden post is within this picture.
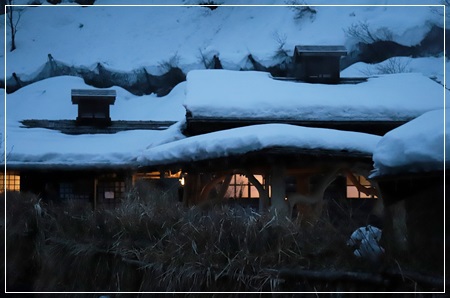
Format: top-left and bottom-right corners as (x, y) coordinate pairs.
(292, 174), (312, 219)
(246, 172), (269, 213)
(93, 178), (98, 210)
(270, 163), (288, 216)
(182, 172), (201, 207)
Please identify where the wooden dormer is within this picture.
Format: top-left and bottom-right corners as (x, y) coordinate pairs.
(71, 89), (116, 126)
(293, 45), (347, 84)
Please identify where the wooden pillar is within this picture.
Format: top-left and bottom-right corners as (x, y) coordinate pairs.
(182, 172), (201, 207)
(270, 163), (288, 216)
(93, 178), (98, 210)
(375, 180), (408, 257)
(292, 174), (312, 219)
(246, 172), (269, 213)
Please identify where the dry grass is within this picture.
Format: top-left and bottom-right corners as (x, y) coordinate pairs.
(4, 187), (434, 294)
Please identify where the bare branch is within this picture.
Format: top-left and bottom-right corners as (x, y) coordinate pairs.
(344, 20), (393, 44)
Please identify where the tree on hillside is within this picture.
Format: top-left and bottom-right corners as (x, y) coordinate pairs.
(0, 0), (6, 15)
(6, 0), (23, 52)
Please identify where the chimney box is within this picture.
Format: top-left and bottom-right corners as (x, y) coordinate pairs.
(293, 45), (347, 84)
(71, 89), (116, 126)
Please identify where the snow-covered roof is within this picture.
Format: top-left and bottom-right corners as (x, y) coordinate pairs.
(138, 124), (381, 167)
(4, 76), (186, 169)
(185, 70), (445, 122)
(371, 109), (448, 177)
(5, 76), (186, 122)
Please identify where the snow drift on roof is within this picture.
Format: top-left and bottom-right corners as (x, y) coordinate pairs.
(138, 123), (381, 166)
(4, 76), (187, 168)
(6, 121), (186, 169)
(185, 70), (444, 121)
(371, 109), (448, 177)
(6, 76), (186, 122)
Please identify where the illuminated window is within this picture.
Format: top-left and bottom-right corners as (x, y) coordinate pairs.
(132, 172), (160, 184)
(227, 174), (268, 199)
(0, 171), (20, 192)
(132, 171), (182, 185)
(346, 175), (377, 199)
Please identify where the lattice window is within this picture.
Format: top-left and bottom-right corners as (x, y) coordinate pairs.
(346, 175), (377, 199)
(227, 174), (267, 199)
(97, 180), (126, 203)
(59, 181), (91, 200)
(59, 182), (73, 200)
(0, 171), (20, 192)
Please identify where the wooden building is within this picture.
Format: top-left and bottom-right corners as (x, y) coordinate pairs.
(3, 67), (445, 219)
(139, 133), (380, 220)
(1, 167), (180, 209)
(172, 69), (444, 218)
(3, 87), (180, 209)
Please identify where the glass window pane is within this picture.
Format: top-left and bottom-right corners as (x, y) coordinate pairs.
(254, 175), (263, 184)
(250, 186), (259, 198)
(360, 176), (371, 186)
(360, 192), (372, 199)
(235, 175), (248, 184)
(2, 172), (21, 192)
(347, 186), (359, 198)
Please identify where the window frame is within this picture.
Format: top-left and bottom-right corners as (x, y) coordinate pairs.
(0, 171), (20, 192)
(346, 174), (377, 199)
(227, 174), (268, 199)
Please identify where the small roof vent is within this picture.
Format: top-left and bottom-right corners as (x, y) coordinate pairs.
(293, 45), (347, 84)
(71, 89), (116, 126)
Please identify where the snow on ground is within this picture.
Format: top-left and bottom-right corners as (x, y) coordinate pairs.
(185, 70), (445, 121)
(371, 109), (448, 177)
(2, 3), (444, 79)
(341, 56), (447, 87)
(138, 123), (381, 166)
(4, 76), (186, 168)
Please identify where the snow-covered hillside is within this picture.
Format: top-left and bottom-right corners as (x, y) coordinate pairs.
(2, 1), (446, 80)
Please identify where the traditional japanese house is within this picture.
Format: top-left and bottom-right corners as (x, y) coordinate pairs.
(3, 52), (446, 218)
(142, 67), (445, 218)
(2, 77), (182, 209)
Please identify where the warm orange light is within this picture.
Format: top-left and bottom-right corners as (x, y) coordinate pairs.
(0, 171), (20, 192)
